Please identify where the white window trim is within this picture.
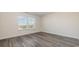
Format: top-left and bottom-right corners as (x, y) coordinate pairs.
(17, 16), (36, 30)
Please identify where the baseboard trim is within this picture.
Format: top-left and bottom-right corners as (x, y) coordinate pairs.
(0, 32), (41, 40)
(0, 31), (79, 40)
(41, 31), (79, 40)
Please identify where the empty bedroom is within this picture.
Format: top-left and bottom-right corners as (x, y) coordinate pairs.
(0, 12), (79, 47)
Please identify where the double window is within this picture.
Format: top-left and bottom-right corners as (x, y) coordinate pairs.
(17, 16), (36, 30)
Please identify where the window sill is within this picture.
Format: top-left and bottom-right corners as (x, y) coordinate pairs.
(18, 28), (36, 31)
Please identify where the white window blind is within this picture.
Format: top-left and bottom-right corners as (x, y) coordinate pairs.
(17, 16), (36, 30)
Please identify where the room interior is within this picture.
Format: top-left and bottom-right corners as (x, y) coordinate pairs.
(0, 12), (79, 47)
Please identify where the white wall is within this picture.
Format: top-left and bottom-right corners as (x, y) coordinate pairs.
(0, 24), (1, 38)
(42, 12), (79, 39)
(0, 12), (41, 40)
(1, 12), (79, 40)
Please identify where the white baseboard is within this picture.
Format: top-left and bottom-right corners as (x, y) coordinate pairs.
(0, 31), (79, 40)
(42, 31), (79, 40)
(0, 31), (40, 40)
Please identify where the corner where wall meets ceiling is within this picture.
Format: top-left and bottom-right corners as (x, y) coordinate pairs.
(25, 12), (51, 17)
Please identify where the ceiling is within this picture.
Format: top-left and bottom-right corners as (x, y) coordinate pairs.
(26, 12), (51, 17)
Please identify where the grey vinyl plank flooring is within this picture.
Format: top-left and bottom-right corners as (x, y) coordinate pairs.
(0, 32), (79, 47)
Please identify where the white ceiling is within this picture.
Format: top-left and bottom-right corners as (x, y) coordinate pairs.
(26, 12), (51, 17)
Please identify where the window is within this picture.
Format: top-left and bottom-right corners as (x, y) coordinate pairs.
(17, 16), (36, 30)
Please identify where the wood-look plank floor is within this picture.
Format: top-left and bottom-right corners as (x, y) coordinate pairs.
(0, 32), (79, 47)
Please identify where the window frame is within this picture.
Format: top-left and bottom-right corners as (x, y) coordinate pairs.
(17, 16), (36, 30)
